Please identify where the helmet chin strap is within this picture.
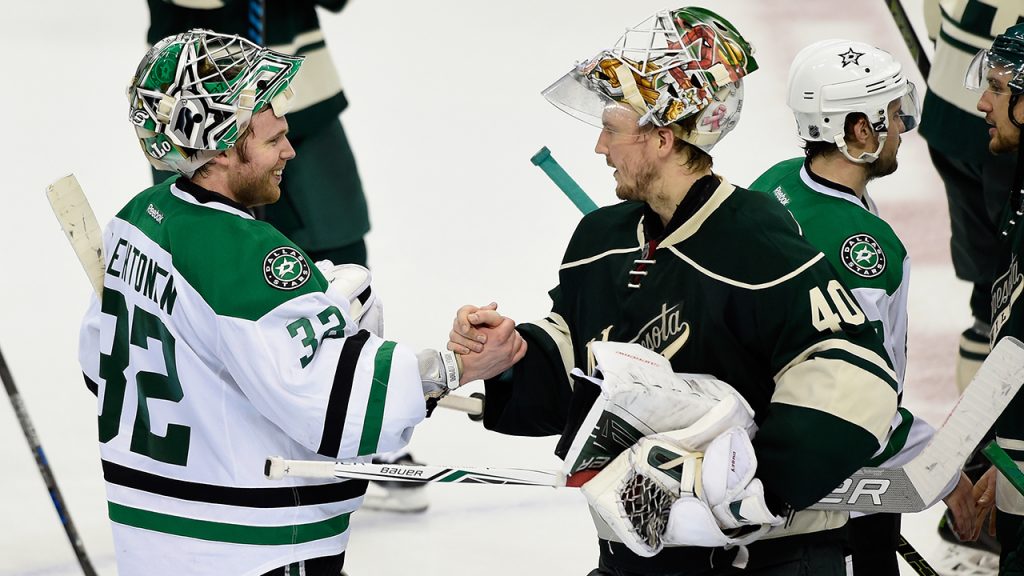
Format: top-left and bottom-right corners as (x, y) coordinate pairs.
(835, 130), (885, 164)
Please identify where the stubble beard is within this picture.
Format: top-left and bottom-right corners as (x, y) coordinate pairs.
(615, 162), (658, 203)
(990, 128), (1019, 154)
(230, 168), (279, 208)
(866, 154), (898, 181)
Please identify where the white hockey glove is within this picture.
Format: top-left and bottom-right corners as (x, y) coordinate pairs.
(581, 427), (783, 559)
(417, 348), (461, 407)
(562, 341), (755, 482)
(316, 261), (384, 337)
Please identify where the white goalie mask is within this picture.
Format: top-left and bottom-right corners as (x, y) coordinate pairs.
(787, 39), (919, 163)
(542, 7), (758, 152)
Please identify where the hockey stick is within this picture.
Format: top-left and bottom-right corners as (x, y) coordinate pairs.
(46, 175), (105, 297)
(531, 147), (598, 214)
(267, 335), (1024, 513)
(0, 343), (97, 574)
(883, 0), (932, 78)
(45, 174), (483, 417)
(983, 440), (1024, 496)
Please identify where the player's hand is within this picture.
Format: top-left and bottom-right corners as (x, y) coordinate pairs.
(969, 466), (997, 541)
(942, 472), (977, 541)
(457, 316), (528, 383)
(448, 302), (500, 353)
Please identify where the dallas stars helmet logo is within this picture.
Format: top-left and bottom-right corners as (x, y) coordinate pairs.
(263, 246), (311, 290)
(838, 47), (864, 68)
(840, 234), (886, 278)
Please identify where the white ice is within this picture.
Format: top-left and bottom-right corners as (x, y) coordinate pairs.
(0, 0), (977, 574)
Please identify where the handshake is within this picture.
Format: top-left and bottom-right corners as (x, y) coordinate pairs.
(444, 302), (529, 384)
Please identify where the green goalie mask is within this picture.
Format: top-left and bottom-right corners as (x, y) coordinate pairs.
(127, 29), (304, 177)
(542, 7), (758, 152)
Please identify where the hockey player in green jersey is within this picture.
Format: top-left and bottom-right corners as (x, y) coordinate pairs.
(78, 30), (524, 576)
(751, 39), (975, 576)
(963, 22), (1024, 575)
(448, 8), (915, 576)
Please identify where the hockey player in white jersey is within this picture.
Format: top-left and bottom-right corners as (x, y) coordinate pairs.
(78, 30), (525, 576)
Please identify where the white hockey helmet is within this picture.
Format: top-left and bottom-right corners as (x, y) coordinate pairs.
(787, 39), (919, 163)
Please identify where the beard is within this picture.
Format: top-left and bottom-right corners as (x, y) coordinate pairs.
(229, 166), (280, 208)
(865, 154), (898, 181)
(989, 127), (1019, 154)
(615, 162), (658, 202)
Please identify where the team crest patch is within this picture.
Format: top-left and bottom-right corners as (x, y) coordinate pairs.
(840, 234), (886, 278)
(263, 247), (311, 290)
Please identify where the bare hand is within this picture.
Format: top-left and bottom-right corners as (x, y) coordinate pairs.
(969, 466), (997, 541)
(942, 472), (977, 541)
(448, 302), (500, 353)
(454, 305), (532, 381)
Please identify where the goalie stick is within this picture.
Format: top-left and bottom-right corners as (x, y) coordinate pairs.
(44, 173), (483, 416)
(266, 334), (1024, 514)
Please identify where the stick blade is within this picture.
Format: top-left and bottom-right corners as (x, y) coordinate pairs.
(46, 174), (105, 296)
(904, 336), (1024, 503)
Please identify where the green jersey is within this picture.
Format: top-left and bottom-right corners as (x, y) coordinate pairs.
(483, 175), (899, 574)
(752, 158), (941, 477)
(992, 219), (1024, 519)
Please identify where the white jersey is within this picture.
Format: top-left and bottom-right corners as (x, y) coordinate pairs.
(78, 178), (426, 575)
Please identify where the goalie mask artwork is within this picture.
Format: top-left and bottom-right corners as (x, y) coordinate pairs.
(542, 7), (758, 151)
(127, 29), (304, 177)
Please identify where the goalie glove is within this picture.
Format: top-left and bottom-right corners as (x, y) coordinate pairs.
(417, 349), (461, 415)
(316, 261), (384, 337)
(581, 427), (783, 558)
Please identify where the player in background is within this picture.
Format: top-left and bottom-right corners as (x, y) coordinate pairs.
(921, 2), (1023, 571)
(750, 39), (974, 576)
(447, 8), (930, 575)
(965, 22), (1024, 576)
(144, 0), (427, 513)
(79, 30), (522, 575)
(922, 0), (1018, 394)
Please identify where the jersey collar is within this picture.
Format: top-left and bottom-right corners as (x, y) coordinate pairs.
(800, 159), (878, 215)
(646, 175), (735, 247)
(171, 177), (256, 220)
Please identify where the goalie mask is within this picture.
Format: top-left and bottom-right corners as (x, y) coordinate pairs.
(127, 29), (304, 177)
(542, 7), (758, 152)
(788, 39), (919, 164)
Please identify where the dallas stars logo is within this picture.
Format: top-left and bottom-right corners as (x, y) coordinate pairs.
(263, 246), (311, 290)
(838, 47), (864, 68)
(840, 234), (886, 278)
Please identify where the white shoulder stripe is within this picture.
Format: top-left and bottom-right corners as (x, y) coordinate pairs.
(665, 246), (826, 290)
(560, 246), (641, 270)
